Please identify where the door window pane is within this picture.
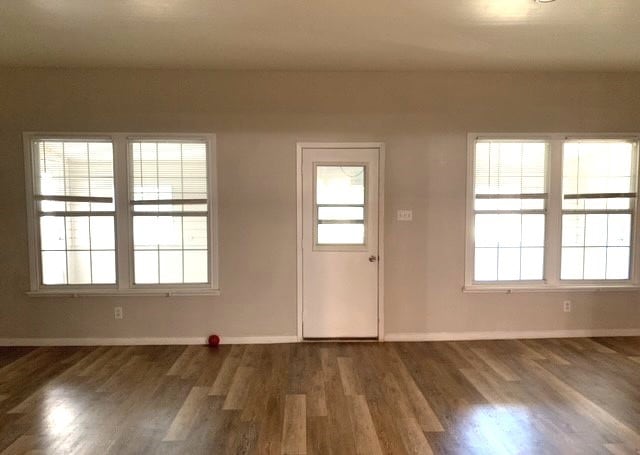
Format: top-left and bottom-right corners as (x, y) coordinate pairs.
(315, 165), (366, 246)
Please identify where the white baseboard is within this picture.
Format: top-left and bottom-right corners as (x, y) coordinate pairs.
(384, 328), (640, 342)
(2, 330), (638, 346)
(0, 335), (299, 347)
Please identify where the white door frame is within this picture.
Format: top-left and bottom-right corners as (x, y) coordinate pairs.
(296, 142), (385, 341)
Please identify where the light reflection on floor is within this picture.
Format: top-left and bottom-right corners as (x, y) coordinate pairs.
(40, 386), (80, 446)
(457, 404), (536, 454)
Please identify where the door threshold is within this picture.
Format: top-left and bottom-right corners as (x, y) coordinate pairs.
(302, 337), (379, 343)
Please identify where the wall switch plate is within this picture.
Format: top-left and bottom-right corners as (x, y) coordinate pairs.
(563, 300), (572, 313)
(114, 306), (123, 319)
(397, 209), (413, 221)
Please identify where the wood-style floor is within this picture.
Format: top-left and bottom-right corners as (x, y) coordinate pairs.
(1, 338), (639, 454)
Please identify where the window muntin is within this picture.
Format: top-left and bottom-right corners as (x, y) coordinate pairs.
(34, 139), (116, 285)
(561, 140), (637, 280)
(130, 140), (210, 285)
(315, 165), (366, 246)
(473, 140), (548, 281)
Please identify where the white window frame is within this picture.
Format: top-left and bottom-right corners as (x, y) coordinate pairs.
(465, 132), (640, 293)
(24, 132), (220, 297)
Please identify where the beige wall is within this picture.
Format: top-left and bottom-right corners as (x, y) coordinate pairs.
(1, 69), (639, 341)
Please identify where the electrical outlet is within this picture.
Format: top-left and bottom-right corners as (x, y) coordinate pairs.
(114, 306), (123, 320)
(563, 300), (572, 313)
(397, 209), (413, 221)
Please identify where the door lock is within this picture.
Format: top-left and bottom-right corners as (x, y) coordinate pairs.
(369, 255), (378, 262)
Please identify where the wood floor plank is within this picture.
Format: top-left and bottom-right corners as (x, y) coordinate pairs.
(347, 394), (383, 455)
(471, 347), (521, 382)
(399, 417), (434, 455)
(386, 346), (444, 432)
(0, 435), (41, 455)
(208, 344), (244, 396)
(222, 366), (255, 410)
(337, 356), (361, 396)
(162, 386), (209, 442)
(281, 394), (306, 455)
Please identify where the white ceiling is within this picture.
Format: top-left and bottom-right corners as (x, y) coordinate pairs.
(2, 0), (640, 71)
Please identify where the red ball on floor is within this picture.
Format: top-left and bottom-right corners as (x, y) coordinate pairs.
(208, 334), (220, 347)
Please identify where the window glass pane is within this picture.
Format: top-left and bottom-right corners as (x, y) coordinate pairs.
(91, 251), (116, 284)
(40, 216), (65, 251)
(67, 251), (92, 284)
(562, 214), (585, 247)
(497, 248), (520, 280)
(41, 251), (67, 285)
(521, 214), (545, 247)
(318, 206), (364, 221)
(521, 248), (544, 280)
(183, 217), (208, 249)
(584, 214), (608, 246)
(317, 224), (364, 245)
(66, 217), (90, 250)
(583, 247), (607, 280)
(607, 214), (631, 247)
(160, 251), (183, 283)
(561, 247), (584, 280)
(497, 214), (521, 247)
(475, 214), (499, 247)
(184, 250), (208, 283)
(90, 217), (115, 250)
(135, 251), (159, 284)
(316, 166), (365, 205)
(133, 216), (158, 250)
(474, 248), (497, 281)
(606, 248), (630, 279)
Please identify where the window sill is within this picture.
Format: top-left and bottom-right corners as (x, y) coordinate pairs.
(26, 288), (221, 298)
(462, 284), (640, 294)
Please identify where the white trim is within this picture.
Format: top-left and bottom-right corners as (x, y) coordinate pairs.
(296, 142), (385, 341)
(296, 147), (304, 341)
(23, 132), (220, 294)
(465, 132), (640, 289)
(0, 335), (298, 347)
(462, 285), (640, 294)
(26, 289), (221, 297)
(385, 328), (640, 342)
(378, 145), (386, 341)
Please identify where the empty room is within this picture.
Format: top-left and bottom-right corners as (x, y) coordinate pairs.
(1, 0), (640, 453)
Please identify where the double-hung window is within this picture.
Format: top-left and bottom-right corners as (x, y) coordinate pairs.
(466, 134), (639, 290)
(25, 133), (219, 295)
(472, 140), (547, 282)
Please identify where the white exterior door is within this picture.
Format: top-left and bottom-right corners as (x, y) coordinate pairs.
(300, 145), (380, 339)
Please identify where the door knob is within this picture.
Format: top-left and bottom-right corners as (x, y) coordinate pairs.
(369, 255), (378, 262)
